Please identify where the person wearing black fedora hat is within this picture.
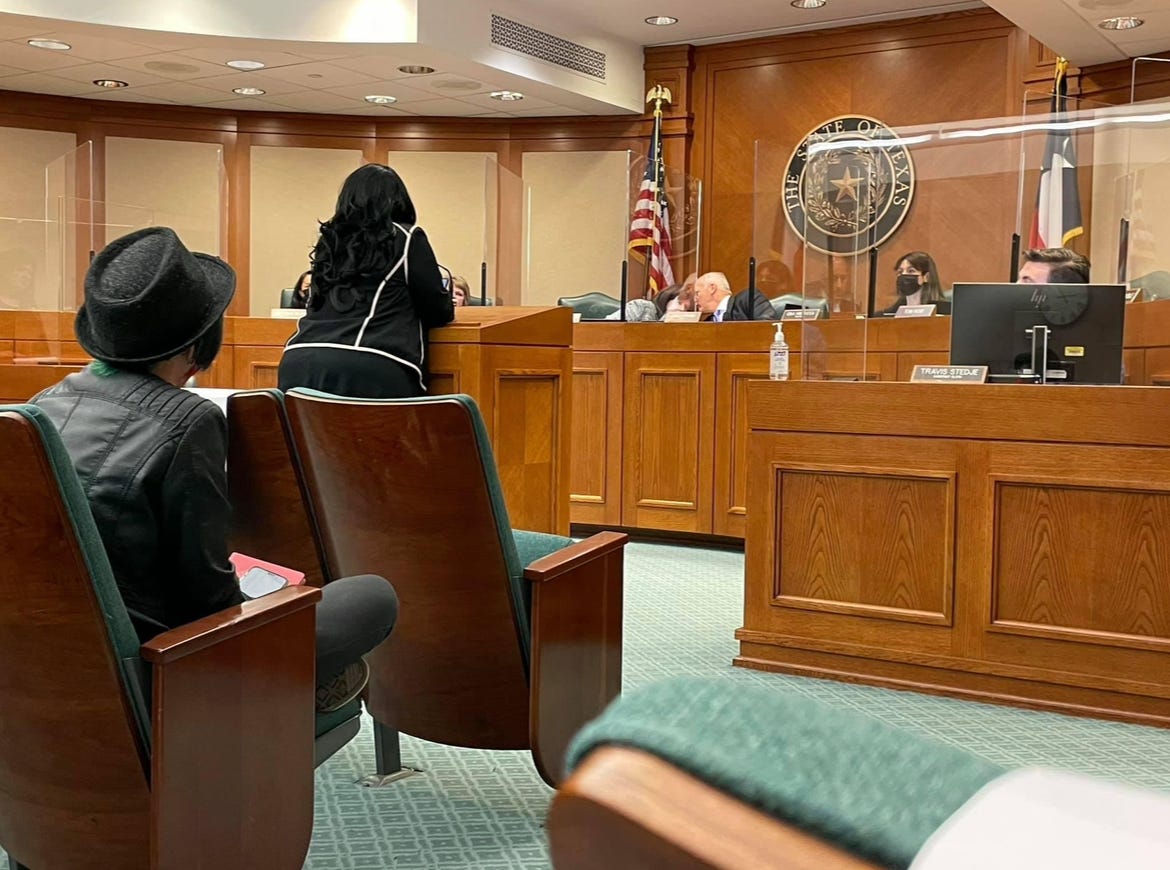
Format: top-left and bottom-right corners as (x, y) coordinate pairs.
(33, 227), (399, 713)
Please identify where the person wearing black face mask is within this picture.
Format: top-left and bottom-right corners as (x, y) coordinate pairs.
(876, 251), (951, 316)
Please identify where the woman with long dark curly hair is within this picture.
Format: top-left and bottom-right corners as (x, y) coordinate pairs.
(278, 163), (454, 398)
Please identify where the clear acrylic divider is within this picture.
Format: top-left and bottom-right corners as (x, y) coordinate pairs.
(1126, 150), (1170, 300)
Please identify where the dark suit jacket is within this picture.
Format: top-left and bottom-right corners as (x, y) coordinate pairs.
(723, 289), (778, 321)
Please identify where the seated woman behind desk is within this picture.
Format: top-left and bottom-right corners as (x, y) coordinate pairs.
(278, 164), (454, 399)
(604, 284), (695, 321)
(877, 251), (951, 316)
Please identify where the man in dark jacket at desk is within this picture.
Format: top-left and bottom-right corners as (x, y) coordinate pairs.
(33, 227), (398, 712)
(695, 271), (778, 321)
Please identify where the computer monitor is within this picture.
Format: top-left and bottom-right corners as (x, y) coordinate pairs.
(949, 283), (1126, 384)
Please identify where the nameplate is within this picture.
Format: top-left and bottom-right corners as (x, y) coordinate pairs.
(1126, 287), (1143, 303)
(895, 304), (937, 318)
(910, 365), (988, 383)
(269, 308), (306, 320)
(663, 311), (702, 322)
(781, 308), (821, 321)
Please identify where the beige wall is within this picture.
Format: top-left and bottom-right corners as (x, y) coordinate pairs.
(105, 137), (222, 257)
(385, 151), (495, 297)
(521, 151), (629, 306)
(250, 145), (362, 315)
(0, 127), (78, 309)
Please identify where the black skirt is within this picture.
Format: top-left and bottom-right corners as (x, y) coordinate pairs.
(277, 346), (425, 399)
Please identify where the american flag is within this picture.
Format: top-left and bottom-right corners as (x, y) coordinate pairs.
(628, 107), (675, 294)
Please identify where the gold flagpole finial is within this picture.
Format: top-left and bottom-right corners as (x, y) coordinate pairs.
(645, 84), (672, 114)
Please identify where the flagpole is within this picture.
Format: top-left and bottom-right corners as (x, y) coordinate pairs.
(644, 85), (670, 300)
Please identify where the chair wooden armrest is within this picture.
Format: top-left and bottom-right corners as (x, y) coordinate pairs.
(142, 586), (322, 869)
(549, 746), (883, 870)
(526, 531), (627, 786)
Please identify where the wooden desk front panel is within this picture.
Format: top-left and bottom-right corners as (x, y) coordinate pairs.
(739, 383), (1170, 725)
(622, 352), (716, 534)
(569, 352), (623, 527)
(233, 346), (282, 390)
(713, 353), (774, 539)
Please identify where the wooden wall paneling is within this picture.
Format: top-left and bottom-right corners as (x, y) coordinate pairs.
(199, 347), (234, 389)
(713, 352), (771, 538)
(569, 351), (624, 528)
(1123, 348), (1145, 385)
(226, 132), (251, 316)
(0, 340), (12, 365)
(0, 364), (83, 402)
(692, 10), (1022, 292)
(622, 352), (716, 533)
(232, 346), (283, 390)
(12, 340), (88, 365)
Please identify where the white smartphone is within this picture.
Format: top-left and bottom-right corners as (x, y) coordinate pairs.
(239, 566), (288, 599)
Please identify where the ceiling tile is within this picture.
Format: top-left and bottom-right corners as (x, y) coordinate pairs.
(107, 52), (227, 80)
(460, 91), (557, 111)
(79, 88), (177, 104)
(0, 40), (89, 72)
(396, 97), (486, 116)
(0, 16), (53, 40)
(119, 81), (231, 104)
(326, 54), (420, 78)
(0, 63), (26, 77)
(338, 102), (414, 116)
(49, 62), (169, 89)
(405, 75), (495, 98)
(321, 79), (436, 103)
(0, 71), (96, 96)
(201, 96), (289, 112)
(172, 46), (315, 69)
(29, 32), (157, 62)
(185, 70), (306, 96)
(265, 90), (363, 112)
(254, 60), (379, 89)
(1124, 39), (1170, 57)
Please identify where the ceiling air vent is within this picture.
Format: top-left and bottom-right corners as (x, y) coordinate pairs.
(490, 14), (606, 80)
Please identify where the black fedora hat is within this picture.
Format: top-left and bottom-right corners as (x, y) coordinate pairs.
(75, 227), (236, 364)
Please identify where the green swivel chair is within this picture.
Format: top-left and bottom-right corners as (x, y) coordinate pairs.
(557, 292), (622, 320)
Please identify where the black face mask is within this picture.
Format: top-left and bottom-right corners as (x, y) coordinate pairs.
(896, 274), (921, 296)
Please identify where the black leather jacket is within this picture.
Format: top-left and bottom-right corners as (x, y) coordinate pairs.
(33, 366), (244, 641)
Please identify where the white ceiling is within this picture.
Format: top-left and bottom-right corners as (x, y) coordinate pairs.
(983, 0), (1170, 66)
(0, 0), (1167, 116)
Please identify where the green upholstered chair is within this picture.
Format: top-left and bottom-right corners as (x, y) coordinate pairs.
(549, 678), (1006, 870)
(557, 292), (621, 320)
(283, 389), (627, 786)
(0, 404), (357, 870)
(770, 294), (829, 319)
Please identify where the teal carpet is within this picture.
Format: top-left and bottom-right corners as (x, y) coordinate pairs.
(6, 542), (1170, 867)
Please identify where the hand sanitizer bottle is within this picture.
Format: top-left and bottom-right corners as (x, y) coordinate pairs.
(770, 322), (789, 381)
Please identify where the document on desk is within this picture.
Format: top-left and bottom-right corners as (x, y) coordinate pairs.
(911, 768), (1170, 870)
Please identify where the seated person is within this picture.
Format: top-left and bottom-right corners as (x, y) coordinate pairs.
(1017, 247), (1090, 284)
(33, 227), (399, 712)
(451, 274), (470, 307)
(695, 271), (777, 321)
(289, 270), (311, 309)
(877, 251), (951, 315)
(604, 284), (694, 321)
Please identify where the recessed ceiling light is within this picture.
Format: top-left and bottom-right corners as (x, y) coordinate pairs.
(233, 87), (266, 96)
(791, 0), (827, 7)
(364, 94), (397, 104)
(27, 38), (71, 51)
(1098, 16), (1144, 30)
(490, 90), (524, 102)
(226, 59), (265, 71)
(398, 65), (436, 75)
(93, 79), (129, 89)
(645, 16), (678, 26)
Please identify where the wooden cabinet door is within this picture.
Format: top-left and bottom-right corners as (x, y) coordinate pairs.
(622, 352), (716, 533)
(713, 353), (770, 539)
(232, 346), (283, 389)
(570, 352), (623, 528)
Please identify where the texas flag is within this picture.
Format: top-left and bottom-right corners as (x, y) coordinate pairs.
(1029, 57), (1084, 248)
